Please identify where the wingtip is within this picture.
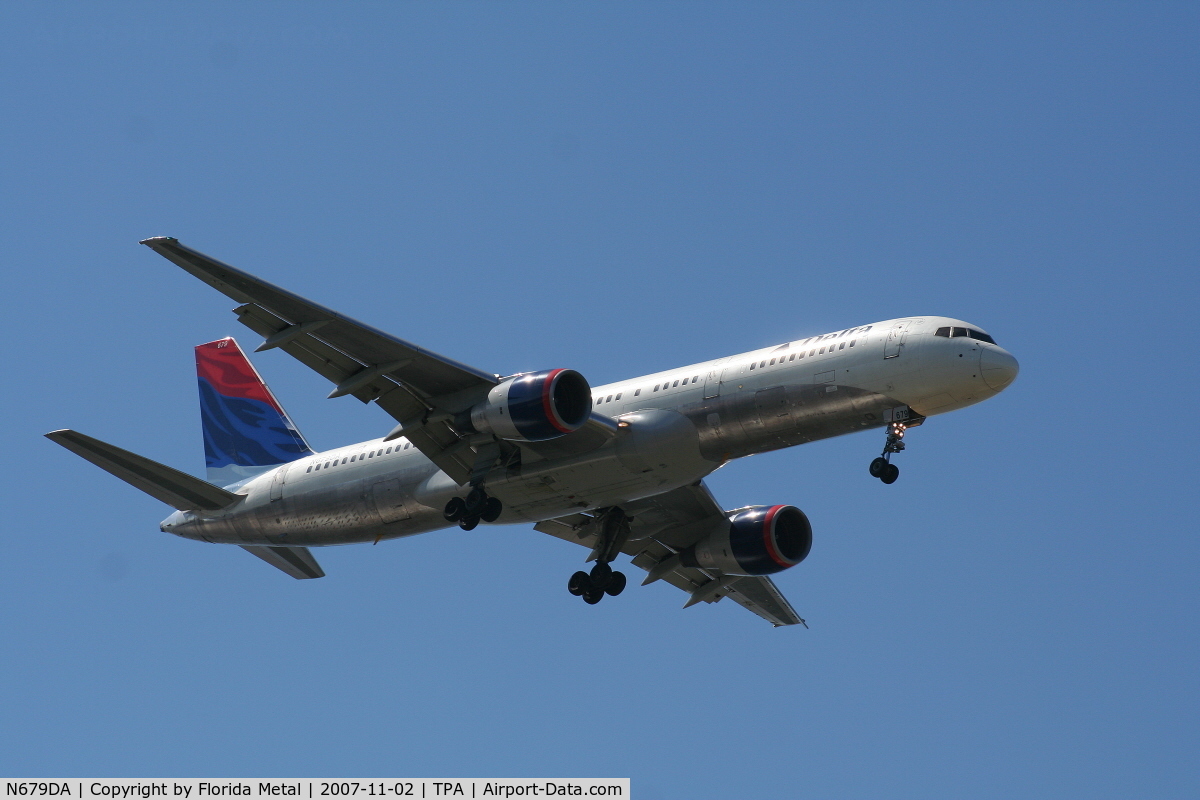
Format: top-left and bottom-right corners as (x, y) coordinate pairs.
(139, 236), (178, 246)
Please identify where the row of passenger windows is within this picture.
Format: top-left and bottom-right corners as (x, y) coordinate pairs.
(594, 339), (863, 405)
(593, 373), (705, 405)
(750, 339), (856, 369)
(934, 327), (996, 345)
(305, 441), (413, 472)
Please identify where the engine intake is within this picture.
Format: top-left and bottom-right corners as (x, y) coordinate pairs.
(469, 369), (592, 442)
(682, 505), (812, 576)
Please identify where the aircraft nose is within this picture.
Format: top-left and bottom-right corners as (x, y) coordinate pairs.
(979, 346), (1019, 391)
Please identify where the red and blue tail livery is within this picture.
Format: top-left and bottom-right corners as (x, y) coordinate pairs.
(196, 338), (315, 486)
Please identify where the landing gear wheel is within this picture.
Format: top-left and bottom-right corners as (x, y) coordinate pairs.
(481, 496), (503, 523)
(582, 588), (605, 605)
(869, 457), (887, 478)
(458, 515), (480, 531)
(604, 571), (627, 597)
(881, 463), (900, 484)
(443, 497), (465, 522)
(464, 487), (488, 517)
(567, 571), (591, 596)
(590, 562), (613, 588)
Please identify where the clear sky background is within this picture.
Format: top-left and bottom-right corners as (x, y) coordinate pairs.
(2, 3), (1197, 798)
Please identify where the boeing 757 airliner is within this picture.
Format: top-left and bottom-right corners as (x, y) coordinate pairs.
(47, 238), (1018, 626)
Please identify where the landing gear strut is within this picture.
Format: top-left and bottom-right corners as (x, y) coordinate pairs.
(567, 507), (630, 605)
(869, 408), (924, 484)
(443, 486), (503, 530)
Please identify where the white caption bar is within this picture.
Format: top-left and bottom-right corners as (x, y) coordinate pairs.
(2, 781), (629, 800)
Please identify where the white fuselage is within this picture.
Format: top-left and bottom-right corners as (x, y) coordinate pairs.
(162, 316), (1017, 547)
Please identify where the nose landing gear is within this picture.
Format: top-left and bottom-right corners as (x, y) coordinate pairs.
(566, 507), (631, 605)
(443, 486), (503, 530)
(869, 408), (924, 484)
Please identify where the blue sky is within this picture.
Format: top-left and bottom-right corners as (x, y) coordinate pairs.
(2, 3), (1197, 797)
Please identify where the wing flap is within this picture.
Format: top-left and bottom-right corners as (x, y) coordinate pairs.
(45, 429), (239, 512)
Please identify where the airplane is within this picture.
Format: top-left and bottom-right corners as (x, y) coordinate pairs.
(46, 238), (1019, 626)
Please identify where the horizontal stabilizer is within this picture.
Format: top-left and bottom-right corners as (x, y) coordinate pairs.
(240, 545), (325, 579)
(45, 429), (240, 512)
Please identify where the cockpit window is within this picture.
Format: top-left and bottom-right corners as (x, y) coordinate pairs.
(937, 325), (996, 344)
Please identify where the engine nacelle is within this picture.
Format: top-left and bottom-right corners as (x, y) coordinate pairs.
(469, 369), (592, 442)
(682, 505), (813, 576)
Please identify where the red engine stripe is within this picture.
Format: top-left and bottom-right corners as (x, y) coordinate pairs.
(541, 368), (572, 433)
(762, 504), (793, 568)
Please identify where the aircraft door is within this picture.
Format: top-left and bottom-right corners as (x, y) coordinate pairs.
(703, 367), (725, 399)
(884, 321), (912, 359)
(269, 465), (288, 501)
(372, 479), (412, 524)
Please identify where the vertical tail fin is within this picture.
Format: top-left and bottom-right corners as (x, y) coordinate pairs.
(196, 337), (315, 486)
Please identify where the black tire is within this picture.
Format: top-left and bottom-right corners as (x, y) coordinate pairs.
(568, 571), (591, 596)
(459, 515), (479, 531)
(869, 457), (887, 478)
(582, 589), (605, 605)
(443, 496), (465, 522)
(881, 463), (900, 484)
(590, 562), (613, 587)
(604, 571), (627, 597)
(481, 496), (503, 523)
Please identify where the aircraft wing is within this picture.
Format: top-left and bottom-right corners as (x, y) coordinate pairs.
(142, 238), (509, 484)
(534, 482), (806, 627)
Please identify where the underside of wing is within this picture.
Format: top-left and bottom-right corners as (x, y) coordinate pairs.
(535, 482), (806, 627)
(141, 237), (500, 483)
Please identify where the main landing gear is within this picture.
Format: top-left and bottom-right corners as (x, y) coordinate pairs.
(443, 486), (502, 531)
(567, 507), (631, 605)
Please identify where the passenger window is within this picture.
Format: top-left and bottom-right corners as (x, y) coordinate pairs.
(616, 393), (622, 400)
(606, 395), (612, 402)
(654, 384), (660, 391)
(306, 466), (312, 473)
(750, 363), (756, 370)
(404, 443), (410, 449)
(789, 354), (795, 361)
(634, 388), (640, 396)
(692, 376), (698, 383)
(798, 351), (805, 358)
(839, 342), (845, 350)
(819, 347), (825, 354)
(809, 349), (816, 356)
(386, 447), (392, 454)
(324, 462), (330, 469)
(849, 339), (855, 347)
(770, 358), (776, 366)
(935, 327), (951, 338)
(673, 380), (679, 387)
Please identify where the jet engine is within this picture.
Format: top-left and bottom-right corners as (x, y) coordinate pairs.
(681, 505), (813, 576)
(468, 369), (592, 442)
